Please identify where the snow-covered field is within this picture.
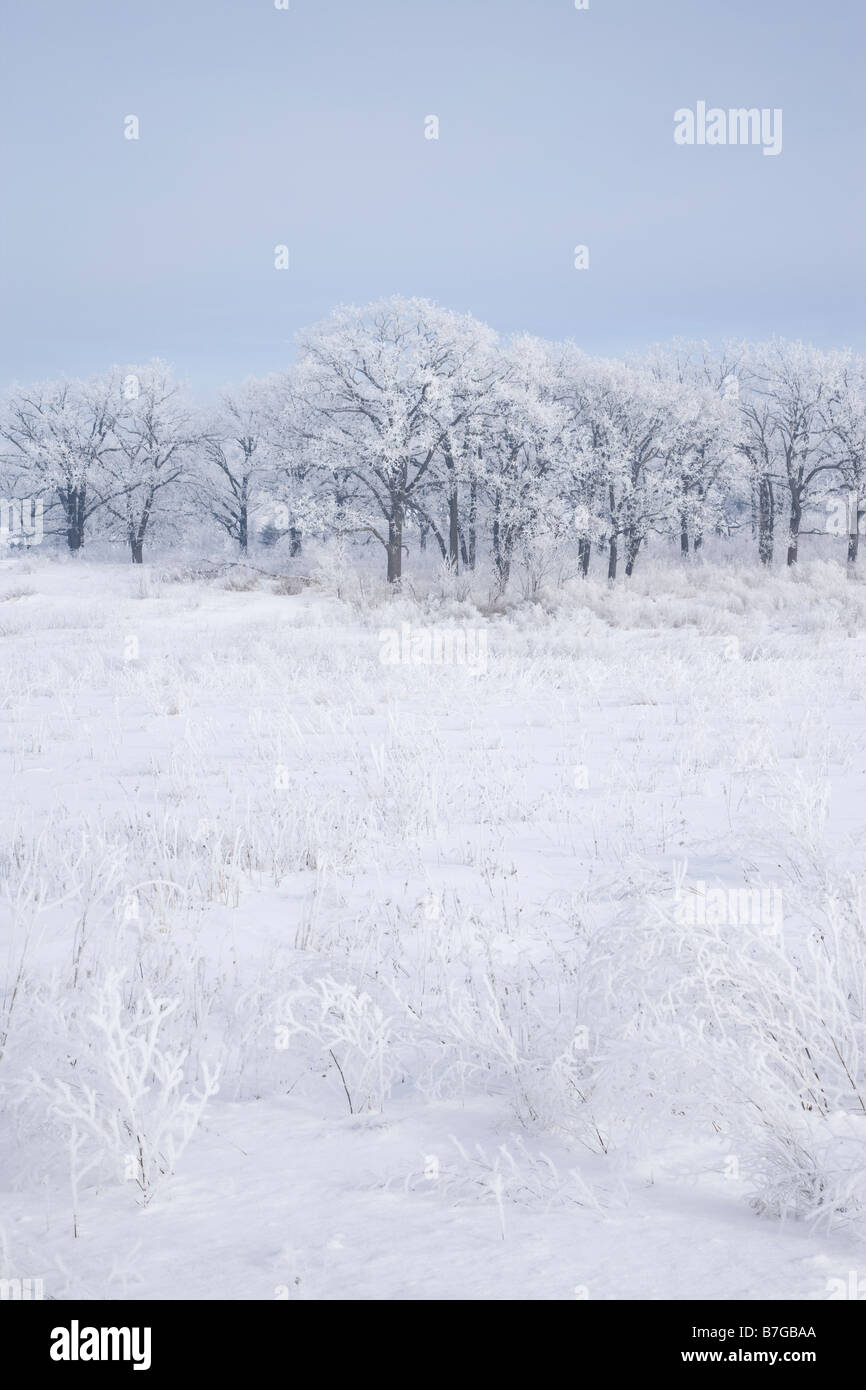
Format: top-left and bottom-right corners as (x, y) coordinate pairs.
(2, 553), (866, 1300)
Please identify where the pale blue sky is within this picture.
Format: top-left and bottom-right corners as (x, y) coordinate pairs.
(2, 0), (863, 389)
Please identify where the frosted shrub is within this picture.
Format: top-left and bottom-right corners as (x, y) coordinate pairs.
(402, 1135), (604, 1239)
(401, 924), (610, 1153)
(274, 976), (399, 1114)
(33, 970), (220, 1224)
(610, 874), (866, 1230)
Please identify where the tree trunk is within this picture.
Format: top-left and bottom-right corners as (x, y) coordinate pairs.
(63, 486), (86, 552)
(129, 498), (150, 564)
(491, 500), (512, 592)
(608, 535), (618, 581)
(786, 490), (802, 567)
(448, 482), (459, 572)
(467, 477), (477, 570)
(443, 449), (459, 571)
(289, 526), (302, 557)
(848, 488), (860, 566)
(758, 475), (774, 566)
(624, 531), (642, 577)
(386, 508), (403, 583)
(239, 501), (248, 553)
(578, 537), (591, 577)
(680, 480), (690, 557)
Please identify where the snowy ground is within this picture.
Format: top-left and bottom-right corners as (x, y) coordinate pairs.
(2, 552), (866, 1300)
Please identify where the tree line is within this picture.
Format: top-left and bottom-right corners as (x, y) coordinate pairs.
(2, 296), (865, 582)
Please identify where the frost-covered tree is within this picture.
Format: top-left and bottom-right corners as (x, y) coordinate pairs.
(574, 360), (679, 579)
(255, 367), (348, 557)
(647, 342), (743, 556)
(101, 363), (198, 563)
(739, 341), (844, 566)
(822, 354), (866, 565)
(296, 297), (491, 582)
(424, 315), (501, 573)
(0, 375), (117, 551)
(200, 379), (276, 552)
(479, 336), (577, 591)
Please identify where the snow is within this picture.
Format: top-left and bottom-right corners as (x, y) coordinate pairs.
(2, 552), (866, 1300)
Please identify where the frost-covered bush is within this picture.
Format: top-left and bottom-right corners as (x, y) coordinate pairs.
(597, 870), (866, 1231)
(16, 965), (220, 1229)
